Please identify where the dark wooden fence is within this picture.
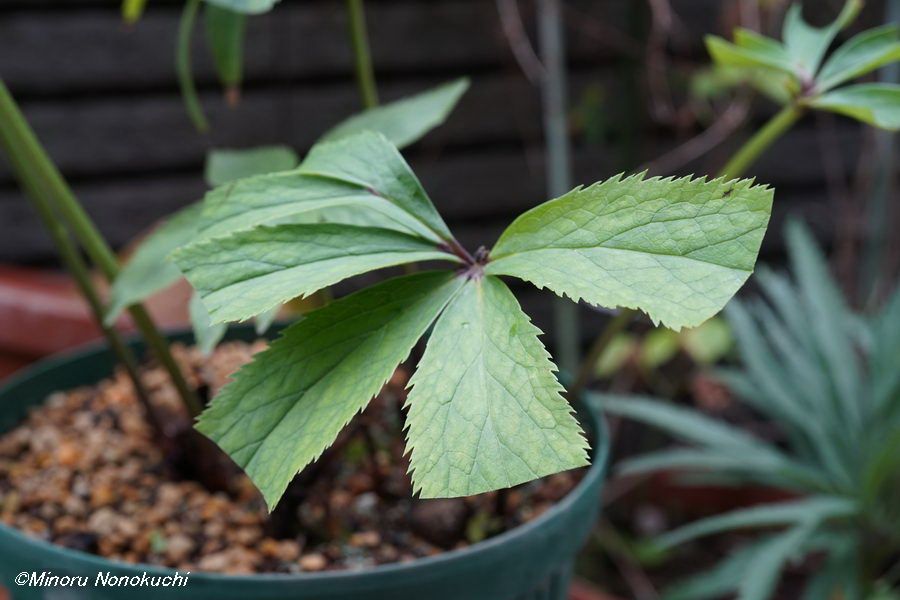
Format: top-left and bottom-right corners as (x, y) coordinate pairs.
(0, 0), (891, 335)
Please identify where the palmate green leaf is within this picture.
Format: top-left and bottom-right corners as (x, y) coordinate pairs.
(705, 32), (794, 75)
(109, 147), (301, 324)
(782, 0), (861, 78)
(486, 174), (773, 330)
(205, 145), (298, 187)
(298, 131), (453, 243)
(816, 25), (900, 92)
(196, 84), (463, 237)
(173, 223), (459, 323)
(656, 496), (856, 548)
(406, 275), (589, 498)
(196, 271), (464, 509)
(694, 63), (796, 106)
(203, 0), (279, 15)
(105, 203), (203, 324)
(321, 79), (470, 149)
(809, 83), (900, 131)
(204, 4), (245, 93)
(189, 291), (227, 355)
(194, 171), (420, 241)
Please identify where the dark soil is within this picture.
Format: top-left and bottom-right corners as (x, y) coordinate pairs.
(0, 341), (583, 575)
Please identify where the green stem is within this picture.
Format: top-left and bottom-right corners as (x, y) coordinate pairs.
(717, 103), (804, 179)
(176, 0), (209, 133)
(346, 0), (419, 280)
(571, 309), (635, 398)
(0, 130), (166, 439)
(346, 0), (379, 109)
(0, 79), (203, 418)
(537, 0), (580, 377)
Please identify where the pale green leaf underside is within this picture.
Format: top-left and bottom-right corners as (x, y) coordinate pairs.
(196, 271), (465, 509)
(321, 78), (470, 149)
(203, 0), (279, 15)
(782, 0), (860, 77)
(274, 202), (421, 232)
(487, 174), (773, 330)
(299, 131), (452, 242)
(189, 291), (227, 355)
(204, 145), (299, 187)
(406, 275), (589, 498)
(193, 171), (426, 242)
(815, 25), (900, 91)
(105, 202), (203, 324)
(809, 83), (900, 131)
(254, 304), (280, 335)
(706, 34), (794, 75)
(174, 223), (459, 323)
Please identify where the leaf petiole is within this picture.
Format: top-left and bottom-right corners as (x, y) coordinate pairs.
(439, 238), (477, 265)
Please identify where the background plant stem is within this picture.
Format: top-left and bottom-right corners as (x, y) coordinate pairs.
(537, 0), (580, 377)
(176, 0), (209, 133)
(345, 0), (424, 281)
(346, 0), (379, 109)
(0, 126), (166, 439)
(0, 79), (203, 418)
(718, 103), (803, 179)
(8, 167), (167, 438)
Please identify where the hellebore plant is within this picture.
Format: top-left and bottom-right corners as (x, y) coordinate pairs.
(705, 0), (900, 176)
(601, 223), (900, 600)
(149, 120), (774, 508)
(105, 78), (471, 352)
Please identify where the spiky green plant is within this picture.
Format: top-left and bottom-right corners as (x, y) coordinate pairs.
(600, 222), (900, 600)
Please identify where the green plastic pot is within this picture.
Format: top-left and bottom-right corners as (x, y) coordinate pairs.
(0, 328), (608, 599)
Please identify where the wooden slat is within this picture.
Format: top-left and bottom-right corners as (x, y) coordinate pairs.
(2, 0), (885, 95)
(0, 67), (863, 187)
(0, 0), (884, 271)
(0, 1), (637, 94)
(0, 73), (571, 183)
(0, 141), (843, 264)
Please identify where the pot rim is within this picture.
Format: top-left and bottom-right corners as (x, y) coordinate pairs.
(0, 329), (608, 583)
